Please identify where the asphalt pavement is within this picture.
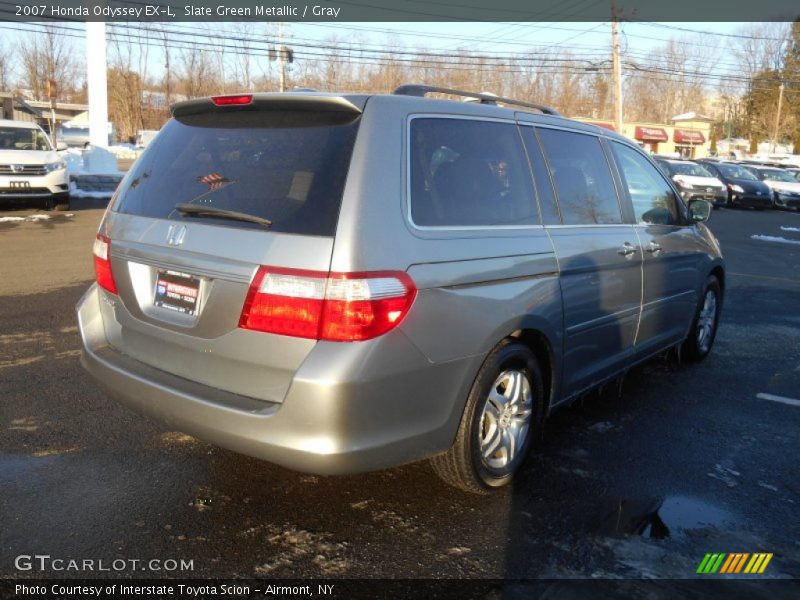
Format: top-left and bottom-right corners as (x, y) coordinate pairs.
(1, 201), (798, 581)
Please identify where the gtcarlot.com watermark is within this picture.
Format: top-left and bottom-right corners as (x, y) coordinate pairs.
(15, 554), (194, 573)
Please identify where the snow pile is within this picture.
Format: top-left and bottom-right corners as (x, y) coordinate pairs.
(82, 146), (122, 175)
(107, 144), (141, 160)
(60, 148), (85, 176)
(751, 234), (800, 245)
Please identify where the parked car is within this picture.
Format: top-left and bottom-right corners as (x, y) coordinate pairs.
(697, 160), (774, 210)
(654, 158), (727, 208)
(785, 167), (800, 182)
(0, 119), (70, 210)
(57, 124), (116, 148)
(77, 86), (724, 493)
(739, 164), (800, 211)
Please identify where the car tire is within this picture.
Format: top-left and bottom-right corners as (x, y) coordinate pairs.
(44, 194), (70, 212)
(683, 276), (722, 362)
(430, 340), (544, 494)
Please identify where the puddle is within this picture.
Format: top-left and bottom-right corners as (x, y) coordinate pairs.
(595, 495), (731, 539)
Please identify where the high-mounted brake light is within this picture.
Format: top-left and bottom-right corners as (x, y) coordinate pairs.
(93, 234), (117, 294)
(239, 267), (416, 342)
(211, 94), (253, 106)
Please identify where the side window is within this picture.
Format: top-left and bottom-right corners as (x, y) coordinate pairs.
(610, 142), (680, 226)
(536, 128), (621, 225)
(409, 118), (538, 227)
(519, 126), (560, 225)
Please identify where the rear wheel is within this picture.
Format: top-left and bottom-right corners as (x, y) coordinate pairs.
(431, 340), (544, 494)
(683, 276), (721, 361)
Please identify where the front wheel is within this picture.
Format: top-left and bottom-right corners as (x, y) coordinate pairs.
(683, 276), (721, 361)
(430, 340), (544, 494)
(43, 194), (70, 212)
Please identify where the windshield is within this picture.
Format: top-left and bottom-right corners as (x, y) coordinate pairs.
(760, 169), (797, 183)
(114, 110), (361, 235)
(0, 126), (52, 151)
(670, 162), (713, 177)
(717, 164), (758, 180)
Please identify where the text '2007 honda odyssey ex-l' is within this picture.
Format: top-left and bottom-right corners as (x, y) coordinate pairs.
(77, 86), (724, 493)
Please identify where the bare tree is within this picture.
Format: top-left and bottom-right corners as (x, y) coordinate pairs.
(0, 40), (11, 91)
(18, 25), (80, 100)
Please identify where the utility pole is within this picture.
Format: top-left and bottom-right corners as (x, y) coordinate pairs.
(611, 1), (623, 133)
(86, 22), (109, 148)
(771, 82), (784, 153)
(278, 23), (286, 92)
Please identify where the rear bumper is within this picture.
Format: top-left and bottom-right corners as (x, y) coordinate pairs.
(77, 284), (474, 475)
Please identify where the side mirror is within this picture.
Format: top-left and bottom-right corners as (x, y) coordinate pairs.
(55, 141), (68, 151)
(688, 199), (712, 223)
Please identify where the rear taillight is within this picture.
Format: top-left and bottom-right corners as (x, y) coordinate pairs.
(93, 234), (117, 294)
(239, 267), (416, 342)
(211, 94), (253, 106)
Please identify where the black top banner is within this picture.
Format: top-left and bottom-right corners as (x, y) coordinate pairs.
(2, 0), (800, 22)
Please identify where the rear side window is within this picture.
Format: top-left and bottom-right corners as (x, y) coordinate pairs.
(537, 128), (621, 225)
(409, 118), (538, 227)
(115, 110), (360, 236)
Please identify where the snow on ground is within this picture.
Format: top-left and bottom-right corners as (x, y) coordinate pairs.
(69, 186), (116, 199)
(751, 234), (800, 245)
(0, 213), (68, 223)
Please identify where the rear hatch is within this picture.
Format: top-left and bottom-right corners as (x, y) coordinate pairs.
(98, 94), (365, 403)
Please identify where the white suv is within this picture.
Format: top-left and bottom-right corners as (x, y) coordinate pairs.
(0, 119), (70, 210)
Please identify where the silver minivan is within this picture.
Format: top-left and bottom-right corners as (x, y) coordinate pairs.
(77, 86), (724, 493)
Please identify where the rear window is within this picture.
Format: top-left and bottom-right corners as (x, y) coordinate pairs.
(114, 110), (360, 236)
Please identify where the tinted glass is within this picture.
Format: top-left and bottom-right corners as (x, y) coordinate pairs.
(115, 111), (360, 236)
(611, 142), (680, 226)
(0, 126), (51, 151)
(519, 126), (560, 225)
(759, 169), (796, 182)
(670, 162), (713, 177)
(409, 118), (537, 227)
(537, 128), (621, 225)
(717, 164), (757, 180)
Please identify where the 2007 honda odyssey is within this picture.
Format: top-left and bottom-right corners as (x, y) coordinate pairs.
(77, 85), (724, 493)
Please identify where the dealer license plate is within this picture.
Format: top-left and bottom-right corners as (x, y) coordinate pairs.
(154, 270), (201, 316)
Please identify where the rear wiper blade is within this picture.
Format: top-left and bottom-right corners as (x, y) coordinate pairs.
(174, 204), (272, 228)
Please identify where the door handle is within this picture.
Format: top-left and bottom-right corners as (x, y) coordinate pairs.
(646, 242), (662, 254)
(617, 242), (637, 257)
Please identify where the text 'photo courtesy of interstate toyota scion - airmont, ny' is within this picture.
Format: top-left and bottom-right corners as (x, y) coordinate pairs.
(2, 2), (799, 596)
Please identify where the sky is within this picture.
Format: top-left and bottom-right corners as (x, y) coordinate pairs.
(0, 20), (768, 84)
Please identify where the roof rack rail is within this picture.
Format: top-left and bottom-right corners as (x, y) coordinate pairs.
(393, 84), (561, 116)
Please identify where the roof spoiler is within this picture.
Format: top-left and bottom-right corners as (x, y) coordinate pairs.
(171, 93), (364, 117)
